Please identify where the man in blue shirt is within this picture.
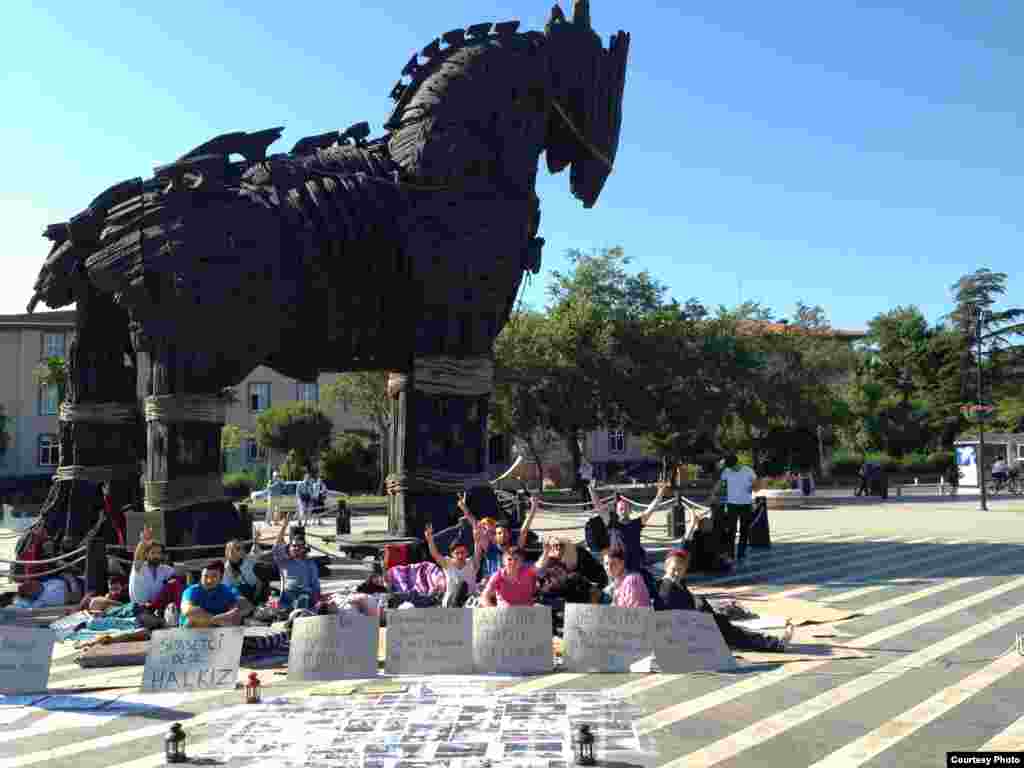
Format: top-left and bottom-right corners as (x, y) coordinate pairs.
(179, 561), (241, 628)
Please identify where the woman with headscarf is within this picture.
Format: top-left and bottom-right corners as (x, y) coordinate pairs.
(222, 539), (265, 617)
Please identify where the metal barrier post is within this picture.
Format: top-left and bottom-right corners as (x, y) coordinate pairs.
(666, 494), (686, 539)
(335, 499), (351, 535)
(85, 538), (108, 597)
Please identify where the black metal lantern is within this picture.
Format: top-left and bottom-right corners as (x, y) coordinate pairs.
(573, 723), (596, 766)
(165, 723), (187, 764)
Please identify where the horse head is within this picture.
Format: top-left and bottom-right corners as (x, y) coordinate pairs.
(543, 0), (630, 208)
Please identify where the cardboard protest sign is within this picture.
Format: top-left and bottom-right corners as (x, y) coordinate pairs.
(561, 604), (653, 673)
(652, 610), (736, 673)
(473, 606), (552, 675)
(288, 612), (379, 682)
(386, 608), (473, 675)
(143, 627), (245, 692)
(0, 626), (55, 693)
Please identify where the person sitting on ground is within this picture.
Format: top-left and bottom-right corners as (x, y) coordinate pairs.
(425, 522), (484, 608)
(12, 575), (72, 610)
(535, 535), (606, 600)
(463, 493), (538, 581)
(601, 547), (651, 608)
(128, 526), (178, 608)
(86, 574), (131, 613)
(480, 545), (538, 608)
(273, 520), (321, 611)
(222, 539), (265, 618)
(179, 560), (242, 628)
(659, 548), (791, 651)
(590, 481), (670, 573)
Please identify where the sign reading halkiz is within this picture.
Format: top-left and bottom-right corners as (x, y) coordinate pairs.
(947, 752), (1023, 766)
(143, 627), (245, 691)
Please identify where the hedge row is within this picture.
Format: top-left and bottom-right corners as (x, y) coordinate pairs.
(830, 450), (955, 477)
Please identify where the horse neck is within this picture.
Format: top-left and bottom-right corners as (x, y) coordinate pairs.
(387, 36), (550, 197)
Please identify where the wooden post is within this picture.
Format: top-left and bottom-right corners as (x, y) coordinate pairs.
(132, 310), (235, 548)
(386, 356), (499, 539)
(84, 537), (108, 597)
(38, 286), (140, 547)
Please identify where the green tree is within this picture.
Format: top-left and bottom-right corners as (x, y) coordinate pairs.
(543, 246), (672, 477)
(33, 356), (68, 403)
(254, 403), (333, 472)
(0, 404), (9, 457)
(322, 372), (390, 494)
(492, 310), (561, 482)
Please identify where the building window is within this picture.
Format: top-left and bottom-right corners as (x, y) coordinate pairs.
(488, 434), (508, 466)
(39, 384), (60, 416)
(608, 429), (626, 454)
(246, 439), (267, 462)
(249, 383), (270, 412)
(297, 381), (319, 403)
(42, 332), (65, 360)
(38, 434), (59, 467)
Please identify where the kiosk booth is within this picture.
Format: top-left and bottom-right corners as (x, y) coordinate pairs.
(953, 433), (1023, 487)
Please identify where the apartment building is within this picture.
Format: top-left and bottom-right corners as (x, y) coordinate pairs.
(0, 310), (375, 486)
(0, 311), (76, 490)
(222, 365), (376, 474)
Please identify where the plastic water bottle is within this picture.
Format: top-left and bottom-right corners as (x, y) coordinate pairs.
(164, 603), (179, 627)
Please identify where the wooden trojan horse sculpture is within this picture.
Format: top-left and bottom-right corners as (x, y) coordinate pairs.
(26, 1), (630, 546)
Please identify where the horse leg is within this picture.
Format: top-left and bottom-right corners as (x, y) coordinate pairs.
(37, 286), (139, 593)
(132, 320), (238, 551)
(386, 356), (500, 539)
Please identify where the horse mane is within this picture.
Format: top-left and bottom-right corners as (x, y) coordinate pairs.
(384, 22), (550, 187)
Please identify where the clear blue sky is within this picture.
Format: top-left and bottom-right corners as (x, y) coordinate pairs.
(1, 1), (1021, 331)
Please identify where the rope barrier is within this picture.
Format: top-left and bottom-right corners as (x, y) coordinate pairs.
(0, 544), (88, 566)
(6, 554), (87, 581)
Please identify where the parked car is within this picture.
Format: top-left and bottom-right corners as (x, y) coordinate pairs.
(249, 481), (346, 505)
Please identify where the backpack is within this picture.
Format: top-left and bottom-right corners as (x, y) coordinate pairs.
(585, 515), (610, 553)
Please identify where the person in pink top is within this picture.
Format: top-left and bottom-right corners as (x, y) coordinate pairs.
(602, 547), (650, 608)
(480, 546), (538, 608)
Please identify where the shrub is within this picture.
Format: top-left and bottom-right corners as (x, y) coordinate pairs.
(900, 451), (932, 475)
(865, 452), (899, 473)
(928, 451), (955, 474)
(223, 471), (263, 498)
(831, 449), (863, 477)
(320, 434), (377, 492)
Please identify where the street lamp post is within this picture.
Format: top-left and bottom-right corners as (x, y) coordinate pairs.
(976, 307), (988, 512)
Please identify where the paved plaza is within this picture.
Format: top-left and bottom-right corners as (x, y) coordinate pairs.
(2, 495), (1024, 767)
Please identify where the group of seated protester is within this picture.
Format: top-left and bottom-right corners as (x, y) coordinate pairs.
(348, 487), (790, 652)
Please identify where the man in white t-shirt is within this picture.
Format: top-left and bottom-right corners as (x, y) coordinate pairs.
(720, 454), (757, 566)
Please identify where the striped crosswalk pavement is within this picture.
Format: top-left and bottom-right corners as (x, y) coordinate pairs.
(3, 528), (1023, 768)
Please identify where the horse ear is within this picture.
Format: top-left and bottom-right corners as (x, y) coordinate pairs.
(547, 3), (565, 28)
(572, 0), (591, 29)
